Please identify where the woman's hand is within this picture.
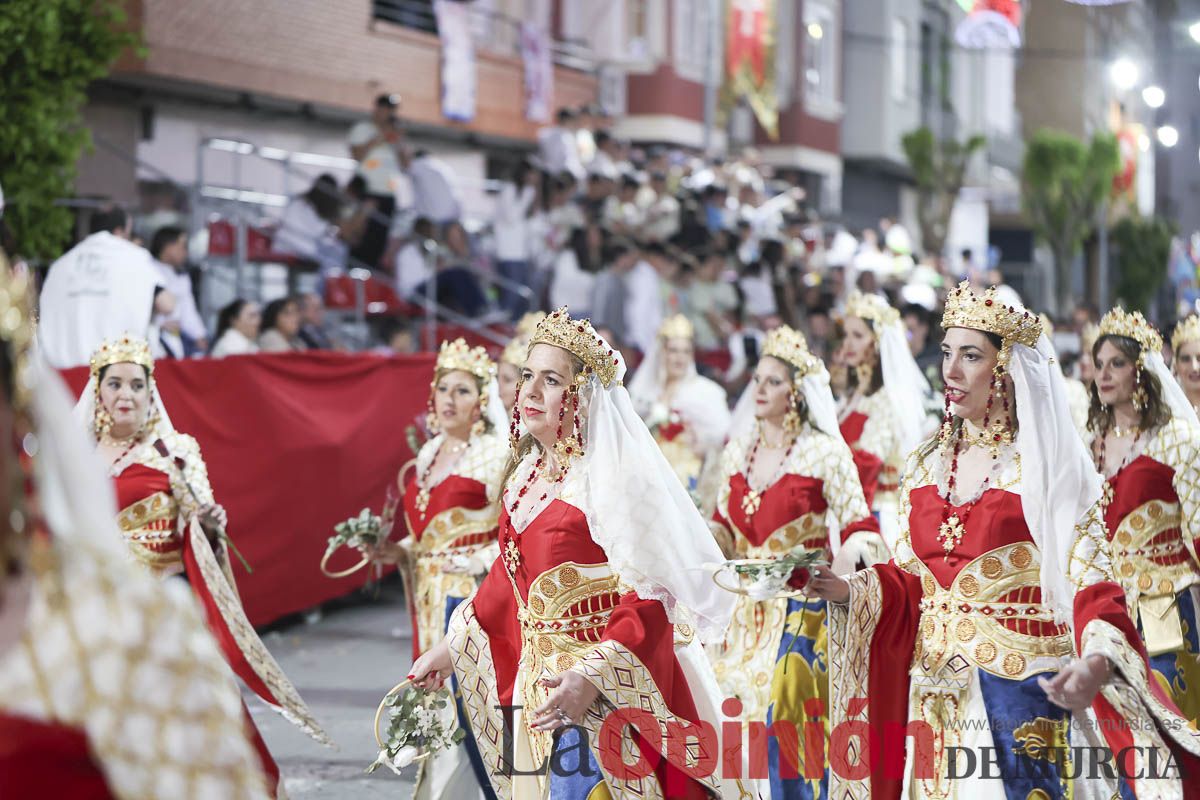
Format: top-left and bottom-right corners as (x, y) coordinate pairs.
(803, 565), (851, 604)
(531, 671), (600, 731)
(368, 540), (407, 565)
(1038, 655), (1111, 711)
(198, 504), (228, 533)
(408, 639), (454, 691)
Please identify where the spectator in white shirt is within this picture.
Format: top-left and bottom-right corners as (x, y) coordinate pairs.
(642, 171), (681, 244)
(347, 93), (405, 268)
(209, 299), (261, 358)
(537, 108), (585, 184)
(576, 104), (599, 166)
(406, 150), (462, 226)
(149, 225), (207, 357)
(38, 207), (173, 369)
(273, 174), (347, 278)
(394, 217), (436, 300)
(492, 160), (541, 319)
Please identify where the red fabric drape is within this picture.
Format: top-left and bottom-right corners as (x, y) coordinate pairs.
(62, 351), (435, 626)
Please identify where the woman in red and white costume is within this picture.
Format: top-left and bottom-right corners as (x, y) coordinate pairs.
(73, 335), (331, 798)
(837, 291), (931, 551)
(408, 308), (742, 799)
(0, 254), (272, 798)
(809, 283), (1200, 800)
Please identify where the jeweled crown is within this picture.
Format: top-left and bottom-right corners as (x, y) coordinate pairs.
(436, 338), (496, 381)
(1171, 315), (1200, 353)
(1098, 308), (1163, 356)
(529, 307), (619, 387)
(941, 282), (1042, 348)
(89, 335), (155, 378)
(761, 325), (820, 379)
(658, 314), (694, 341)
(845, 291), (900, 331)
(1080, 323), (1100, 355)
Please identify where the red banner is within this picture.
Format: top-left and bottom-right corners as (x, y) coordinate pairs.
(62, 351), (436, 627)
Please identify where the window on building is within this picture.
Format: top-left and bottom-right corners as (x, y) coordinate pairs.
(372, 0), (437, 35)
(891, 19), (908, 101)
(673, 0), (711, 82)
(804, 2), (838, 108)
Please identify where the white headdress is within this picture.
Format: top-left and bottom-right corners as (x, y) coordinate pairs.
(528, 308), (734, 642)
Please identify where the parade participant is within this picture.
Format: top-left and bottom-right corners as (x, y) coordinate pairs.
(373, 337), (508, 800)
(499, 312), (546, 421)
(837, 291), (931, 549)
(708, 325), (886, 799)
(408, 308), (739, 799)
(628, 314), (731, 507)
(0, 252), (271, 798)
(1172, 315), (1200, 416)
(1090, 309), (1200, 727)
(809, 283), (1200, 800)
(74, 335), (331, 797)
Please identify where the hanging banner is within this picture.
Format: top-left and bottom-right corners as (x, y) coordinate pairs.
(722, 0), (778, 139)
(520, 22), (553, 123)
(954, 1), (1023, 49)
(434, 0), (477, 122)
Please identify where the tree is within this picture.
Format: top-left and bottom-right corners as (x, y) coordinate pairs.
(1021, 130), (1120, 312)
(0, 1), (138, 260)
(901, 127), (986, 258)
(1111, 215), (1175, 315)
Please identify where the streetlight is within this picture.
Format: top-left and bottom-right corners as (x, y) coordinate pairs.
(807, 22), (824, 40)
(1190, 21), (1200, 44)
(1110, 58), (1140, 91)
(1158, 125), (1179, 147)
(1142, 85), (1165, 108)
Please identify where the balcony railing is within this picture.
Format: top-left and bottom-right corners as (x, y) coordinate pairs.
(371, 0), (594, 71)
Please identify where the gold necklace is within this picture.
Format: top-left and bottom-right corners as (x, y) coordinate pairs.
(1110, 424), (1139, 438)
(415, 437), (470, 517)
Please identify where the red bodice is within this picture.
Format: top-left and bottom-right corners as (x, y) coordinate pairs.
(724, 473), (830, 547)
(402, 474), (491, 541)
(657, 419), (686, 442)
(0, 714), (114, 799)
(908, 484), (1033, 588)
(840, 411), (867, 447)
(1103, 455), (1179, 537)
(841, 411), (885, 507)
(114, 463), (171, 510)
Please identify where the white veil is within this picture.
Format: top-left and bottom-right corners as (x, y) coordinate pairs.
(729, 362), (842, 442)
(1008, 333), (1104, 623)
(1147, 352), (1200, 428)
(576, 343), (735, 643)
(877, 319), (934, 455)
(482, 375), (508, 434)
(72, 366), (176, 444)
(627, 337), (731, 453)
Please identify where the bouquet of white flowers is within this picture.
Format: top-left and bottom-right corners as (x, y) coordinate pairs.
(710, 546), (828, 600)
(320, 507), (386, 578)
(368, 681), (466, 776)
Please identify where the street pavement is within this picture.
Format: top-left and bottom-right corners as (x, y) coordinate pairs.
(252, 577), (418, 799)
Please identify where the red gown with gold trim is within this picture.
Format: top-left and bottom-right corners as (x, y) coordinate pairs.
(446, 454), (723, 800)
(827, 443), (1200, 800)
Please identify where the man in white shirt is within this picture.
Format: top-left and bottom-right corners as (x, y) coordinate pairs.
(406, 150), (462, 225)
(492, 160), (540, 319)
(39, 207), (173, 368)
(642, 171), (681, 243)
(347, 94), (405, 269)
(394, 217), (436, 300)
(149, 225), (207, 357)
(536, 108), (585, 184)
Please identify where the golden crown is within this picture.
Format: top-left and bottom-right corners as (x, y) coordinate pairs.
(658, 314), (694, 341)
(435, 338), (496, 382)
(89, 335), (155, 378)
(1171, 315), (1200, 353)
(761, 325), (820, 379)
(1098, 308), (1163, 356)
(1080, 322), (1100, 355)
(941, 282), (1042, 349)
(529, 307), (619, 387)
(500, 312), (547, 366)
(515, 311), (546, 338)
(844, 291), (899, 330)
(0, 250), (36, 414)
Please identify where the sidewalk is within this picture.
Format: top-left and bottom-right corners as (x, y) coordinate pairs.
(253, 578), (418, 798)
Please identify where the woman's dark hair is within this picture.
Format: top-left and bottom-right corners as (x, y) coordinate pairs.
(212, 299), (249, 348)
(569, 226), (603, 274)
(304, 174), (342, 223)
(97, 363), (151, 383)
(512, 159), (537, 185)
(1086, 334), (1171, 434)
(839, 318), (886, 396)
(262, 297), (298, 333)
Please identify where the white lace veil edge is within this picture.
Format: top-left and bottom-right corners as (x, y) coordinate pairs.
(1009, 333), (1104, 624)
(878, 320), (934, 455)
(577, 343), (735, 643)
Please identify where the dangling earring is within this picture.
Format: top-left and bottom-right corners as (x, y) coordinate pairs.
(508, 379), (524, 451)
(854, 362), (873, 390)
(470, 411), (485, 438)
(1132, 368), (1148, 413)
(425, 389), (440, 434)
(783, 390), (803, 434)
(553, 380), (584, 465)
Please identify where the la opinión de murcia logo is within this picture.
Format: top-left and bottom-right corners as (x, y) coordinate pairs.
(494, 698), (1186, 782)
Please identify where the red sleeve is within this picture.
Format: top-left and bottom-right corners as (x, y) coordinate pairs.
(851, 449), (884, 509)
(842, 515), (881, 539)
(469, 560), (521, 706)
